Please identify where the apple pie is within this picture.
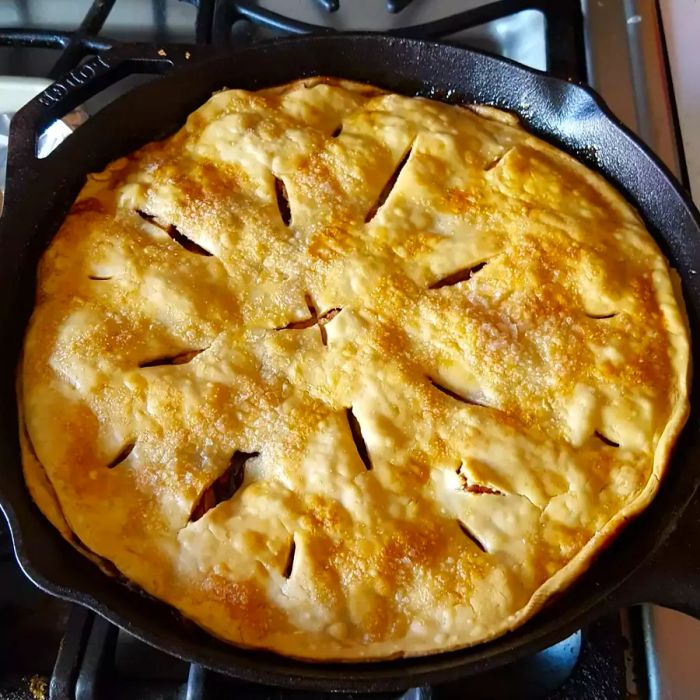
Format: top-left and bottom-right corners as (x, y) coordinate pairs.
(18, 78), (690, 660)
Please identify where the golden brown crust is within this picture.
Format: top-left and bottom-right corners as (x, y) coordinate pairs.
(19, 78), (690, 660)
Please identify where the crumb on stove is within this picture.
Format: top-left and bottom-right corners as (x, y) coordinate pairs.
(28, 675), (47, 700)
(158, 48), (167, 57)
(185, 51), (191, 60)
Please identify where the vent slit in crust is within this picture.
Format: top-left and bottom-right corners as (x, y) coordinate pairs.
(277, 294), (320, 331)
(139, 349), (206, 368)
(304, 293), (318, 324)
(23, 426), (40, 462)
(365, 146), (413, 223)
(276, 295), (340, 346)
(429, 378), (489, 408)
(277, 316), (317, 331)
(318, 307), (341, 346)
(484, 148), (512, 171)
(189, 450), (259, 523)
(318, 322), (328, 347)
(320, 308), (341, 323)
(594, 431), (620, 448)
(457, 520), (487, 553)
(88, 275), (112, 281)
(429, 262), (487, 289)
(107, 441), (135, 469)
(166, 225), (213, 257)
(330, 125), (342, 138)
(586, 312), (617, 320)
(283, 537), (296, 579)
(23, 424), (123, 577)
(457, 467), (505, 495)
(136, 209), (155, 223)
(274, 177), (292, 226)
(136, 210), (213, 256)
(346, 408), (372, 471)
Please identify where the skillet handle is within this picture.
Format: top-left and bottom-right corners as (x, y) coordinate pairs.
(3, 43), (215, 208)
(617, 491), (700, 618)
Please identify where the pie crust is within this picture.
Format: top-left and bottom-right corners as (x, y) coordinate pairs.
(19, 78), (690, 660)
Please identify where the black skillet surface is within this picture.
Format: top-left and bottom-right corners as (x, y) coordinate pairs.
(1, 35), (700, 692)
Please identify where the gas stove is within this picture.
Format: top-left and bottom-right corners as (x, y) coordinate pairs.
(0, 2), (694, 699)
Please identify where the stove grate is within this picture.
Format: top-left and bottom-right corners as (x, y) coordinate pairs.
(0, 1), (587, 82)
(215, 0), (586, 80)
(0, 0), (215, 79)
(33, 596), (627, 699)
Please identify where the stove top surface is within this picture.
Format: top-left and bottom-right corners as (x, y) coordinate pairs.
(0, 1), (690, 698)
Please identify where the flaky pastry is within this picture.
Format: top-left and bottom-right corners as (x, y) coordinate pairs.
(19, 78), (690, 660)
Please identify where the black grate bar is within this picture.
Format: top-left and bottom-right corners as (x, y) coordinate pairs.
(0, 29), (72, 50)
(75, 615), (118, 700)
(233, 1), (333, 35)
(541, 0), (586, 81)
(153, 0), (168, 39)
(77, 0), (119, 35)
(49, 0), (118, 79)
(194, 0), (216, 43)
(49, 607), (94, 700)
(0, 28), (112, 54)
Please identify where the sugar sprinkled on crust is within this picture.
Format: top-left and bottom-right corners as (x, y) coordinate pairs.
(19, 77), (690, 661)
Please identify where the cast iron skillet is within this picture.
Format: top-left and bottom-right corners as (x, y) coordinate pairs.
(1, 34), (700, 693)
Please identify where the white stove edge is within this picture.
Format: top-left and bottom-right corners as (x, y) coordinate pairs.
(584, 2), (700, 699)
(661, 0), (700, 199)
(642, 2), (699, 699)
